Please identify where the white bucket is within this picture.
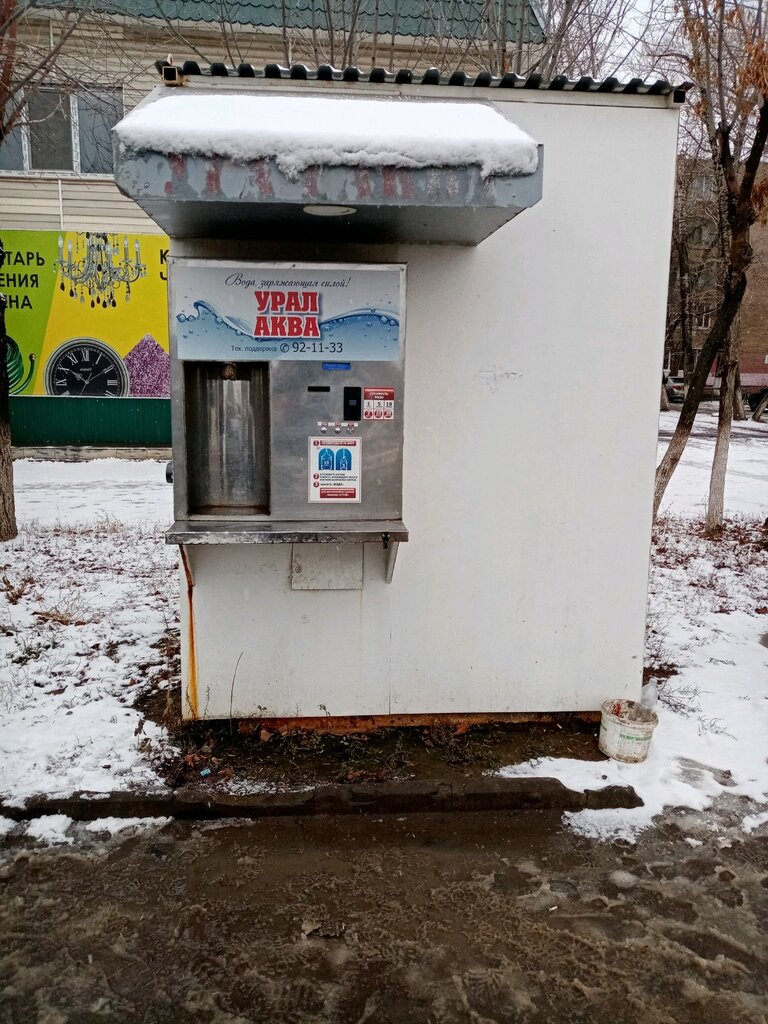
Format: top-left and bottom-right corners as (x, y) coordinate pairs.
(598, 699), (658, 763)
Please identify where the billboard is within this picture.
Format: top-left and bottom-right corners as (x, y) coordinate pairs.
(170, 260), (403, 362)
(0, 229), (170, 398)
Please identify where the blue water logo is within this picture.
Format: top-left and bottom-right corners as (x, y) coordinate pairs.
(176, 300), (399, 361)
(335, 448), (352, 471)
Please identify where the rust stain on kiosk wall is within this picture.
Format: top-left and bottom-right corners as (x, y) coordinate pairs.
(244, 711), (601, 736)
(180, 546), (199, 720)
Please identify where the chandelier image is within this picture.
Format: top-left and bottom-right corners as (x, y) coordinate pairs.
(55, 232), (146, 308)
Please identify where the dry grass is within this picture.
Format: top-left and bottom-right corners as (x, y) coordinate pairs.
(0, 573), (36, 605)
(32, 595), (97, 627)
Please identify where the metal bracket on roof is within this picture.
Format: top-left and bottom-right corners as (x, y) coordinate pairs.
(161, 64), (184, 87)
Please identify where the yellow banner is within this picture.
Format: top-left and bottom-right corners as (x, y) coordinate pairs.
(0, 229), (169, 397)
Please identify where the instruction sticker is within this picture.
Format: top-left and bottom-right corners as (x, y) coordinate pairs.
(363, 387), (395, 421)
(308, 437), (362, 503)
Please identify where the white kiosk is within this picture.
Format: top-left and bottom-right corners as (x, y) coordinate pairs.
(114, 65), (682, 723)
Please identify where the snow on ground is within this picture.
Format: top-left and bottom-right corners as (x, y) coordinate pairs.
(0, 461), (175, 808)
(1, 410), (767, 844)
(657, 402), (768, 517)
(24, 814), (74, 846)
(82, 815), (173, 835)
(13, 458), (172, 526)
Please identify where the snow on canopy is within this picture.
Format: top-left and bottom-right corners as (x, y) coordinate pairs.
(114, 93), (540, 179)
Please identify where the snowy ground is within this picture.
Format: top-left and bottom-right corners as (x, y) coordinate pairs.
(0, 459), (175, 819)
(657, 402), (768, 517)
(1, 407), (767, 845)
(13, 458), (172, 526)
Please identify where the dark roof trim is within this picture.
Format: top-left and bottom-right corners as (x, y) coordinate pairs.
(157, 60), (692, 99)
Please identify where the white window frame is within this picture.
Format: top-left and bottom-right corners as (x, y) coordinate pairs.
(695, 307), (713, 331)
(2, 85), (123, 178)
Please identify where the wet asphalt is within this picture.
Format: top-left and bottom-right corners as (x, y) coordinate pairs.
(1, 799), (766, 1024)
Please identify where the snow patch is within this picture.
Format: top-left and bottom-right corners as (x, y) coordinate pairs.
(115, 94), (540, 179)
(3, 414), (767, 841)
(0, 502), (176, 808)
(12, 459), (171, 527)
(25, 815), (73, 845)
(83, 816), (172, 835)
(657, 405), (768, 517)
(742, 809), (768, 833)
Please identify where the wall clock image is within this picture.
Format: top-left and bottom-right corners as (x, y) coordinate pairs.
(44, 338), (129, 397)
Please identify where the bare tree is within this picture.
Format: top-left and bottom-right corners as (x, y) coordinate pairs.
(1, 1), (99, 543)
(0, 239), (16, 540)
(152, 0), (540, 76)
(531, 0), (659, 79)
(753, 389), (768, 420)
(0, 0), (89, 148)
(665, 153), (721, 376)
(651, 0), (768, 527)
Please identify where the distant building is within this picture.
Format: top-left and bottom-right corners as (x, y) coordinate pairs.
(739, 223), (768, 391)
(665, 156), (768, 395)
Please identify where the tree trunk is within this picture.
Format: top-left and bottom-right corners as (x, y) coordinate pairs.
(660, 381), (670, 411)
(752, 391), (768, 423)
(705, 333), (737, 532)
(0, 329), (17, 544)
(732, 371), (746, 419)
(731, 311), (746, 420)
(677, 235), (692, 371)
(653, 273), (746, 519)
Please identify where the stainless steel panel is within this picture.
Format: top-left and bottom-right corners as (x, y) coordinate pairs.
(269, 359), (404, 521)
(184, 361), (270, 514)
(165, 519), (408, 544)
(169, 259), (406, 530)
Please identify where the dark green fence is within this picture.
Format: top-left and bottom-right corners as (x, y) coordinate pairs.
(10, 397), (171, 447)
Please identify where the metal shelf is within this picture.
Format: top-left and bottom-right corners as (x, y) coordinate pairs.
(166, 519), (408, 546)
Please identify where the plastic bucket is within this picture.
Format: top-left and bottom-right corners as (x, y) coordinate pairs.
(598, 699), (658, 763)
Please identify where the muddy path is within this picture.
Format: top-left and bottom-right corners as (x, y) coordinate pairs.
(1, 806), (767, 1024)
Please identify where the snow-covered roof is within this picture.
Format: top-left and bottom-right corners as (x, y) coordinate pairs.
(114, 93), (539, 179)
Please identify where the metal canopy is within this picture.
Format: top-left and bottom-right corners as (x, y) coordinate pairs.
(115, 150), (542, 244)
(114, 86), (543, 246)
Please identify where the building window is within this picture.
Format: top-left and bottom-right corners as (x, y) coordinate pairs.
(28, 89), (74, 170)
(695, 307), (713, 331)
(0, 87), (123, 175)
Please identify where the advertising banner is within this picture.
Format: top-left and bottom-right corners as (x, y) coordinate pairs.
(0, 228), (170, 397)
(171, 261), (403, 362)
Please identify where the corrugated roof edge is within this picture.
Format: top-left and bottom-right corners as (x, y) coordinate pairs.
(526, 0), (547, 35)
(154, 59), (692, 102)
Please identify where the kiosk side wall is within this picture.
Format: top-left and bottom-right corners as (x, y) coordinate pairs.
(177, 94), (679, 718)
